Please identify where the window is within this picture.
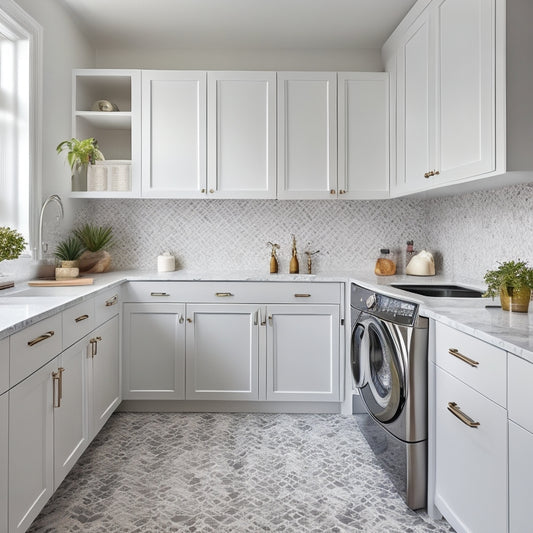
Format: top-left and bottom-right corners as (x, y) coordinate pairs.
(0, 0), (41, 255)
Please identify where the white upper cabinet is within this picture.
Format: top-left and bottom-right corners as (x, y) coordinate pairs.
(386, 0), (533, 196)
(207, 72), (276, 198)
(71, 69), (141, 198)
(338, 73), (389, 199)
(141, 71), (207, 198)
(277, 72), (337, 199)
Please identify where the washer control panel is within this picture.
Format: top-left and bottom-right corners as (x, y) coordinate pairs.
(352, 284), (418, 326)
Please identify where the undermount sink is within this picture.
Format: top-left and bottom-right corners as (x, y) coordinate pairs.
(0, 295), (70, 305)
(6, 286), (84, 297)
(391, 284), (484, 298)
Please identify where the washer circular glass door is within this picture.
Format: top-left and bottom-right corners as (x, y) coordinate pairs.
(354, 315), (406, 424)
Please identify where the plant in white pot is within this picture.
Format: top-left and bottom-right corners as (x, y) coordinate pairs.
(74, 224), (114, 273)
(56, 137), (105, 190)
(53, 236), (85, 279)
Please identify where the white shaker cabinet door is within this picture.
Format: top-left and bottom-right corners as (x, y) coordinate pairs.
(142, 70), (207, 197)
(277, 72), (337, 199)
(433, 0), (495, 184)
(123, 303), (186, 400)
(395, 9), (432, 195)
(9, 360), (55, 533)
(54, 339), (89, 490)
(207, 71), (276, 198)
(0, 392), (7, 533)
(338, 72), (389, 199)
(266, 304), (340, 402)
(186, 304), (259, 400)
(87, 316), (120, 438)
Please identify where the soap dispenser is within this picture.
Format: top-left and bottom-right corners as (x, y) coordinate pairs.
(289, 234), (299, 274)
(267, 242), (280, 274)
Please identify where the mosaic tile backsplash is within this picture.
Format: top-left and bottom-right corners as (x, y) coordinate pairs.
(71, 183), (533, 282)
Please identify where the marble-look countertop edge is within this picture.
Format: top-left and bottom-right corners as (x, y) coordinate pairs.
(1, 269), (533, 364)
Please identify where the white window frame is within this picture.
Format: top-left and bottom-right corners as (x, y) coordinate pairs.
(0, 0), (42, 257)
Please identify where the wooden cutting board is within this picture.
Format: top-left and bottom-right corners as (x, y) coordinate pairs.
(28, 278), (94, 287)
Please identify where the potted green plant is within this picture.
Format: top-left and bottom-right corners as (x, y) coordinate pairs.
(0, 226), (26, 263)
(74, 223), (114, 273)
(53, 236), (85, 279)
(56, 137), (105, 190)
(483, 260), (533, 312)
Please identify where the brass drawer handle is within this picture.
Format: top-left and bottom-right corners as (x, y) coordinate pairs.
(105, 295), (118, 306)
(294, 293), (311, 298)
(75, 314), (89, 323)
(52, 371), (60, 408)
(449, 348), (479, 367)
(215, 292), (233, 297)
(151, 292), (170, 297)
(447, 402), (480, 428)
(28, 330), (55, 347)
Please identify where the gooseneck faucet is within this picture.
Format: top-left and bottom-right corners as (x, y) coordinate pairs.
(38, 194), (64, 259)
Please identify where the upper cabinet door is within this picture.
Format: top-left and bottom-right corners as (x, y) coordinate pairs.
(433, 0), (495, 183)
(338, 73), (389, 199)
(277, 72), (337, 199)
(142, 71), (207, 198)
(395, 10), (432, 195)
(207, 72), (276, 199)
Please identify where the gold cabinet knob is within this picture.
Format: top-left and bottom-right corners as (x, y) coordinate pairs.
(330, 189), (336, 195)
(209, 189), (215, 194)
(424, 172), (430, 178)
(434, 170), (440, 176)
(201, 188), (206, 193)
(187, 318), (192, 323)
(339, 190), (346, 194)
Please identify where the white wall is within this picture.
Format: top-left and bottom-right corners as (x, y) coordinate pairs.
(2, 0), (94, 281)
(94, 47), (383, 71)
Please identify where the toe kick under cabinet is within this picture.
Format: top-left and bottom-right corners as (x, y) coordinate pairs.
(122, 281), (344, 404)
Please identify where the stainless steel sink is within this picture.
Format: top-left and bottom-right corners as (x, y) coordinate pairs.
(391, 284), (484, 298)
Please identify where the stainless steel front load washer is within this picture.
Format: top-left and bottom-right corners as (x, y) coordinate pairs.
(350, 283), (428, 510)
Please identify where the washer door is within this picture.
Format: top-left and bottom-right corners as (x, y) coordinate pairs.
(356, 316), (406, 424)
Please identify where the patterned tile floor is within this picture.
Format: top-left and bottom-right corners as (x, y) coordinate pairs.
(28, 413), (454, 533)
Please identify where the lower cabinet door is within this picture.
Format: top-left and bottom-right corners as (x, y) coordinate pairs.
(186, 304), (259, 400)
(9, 360), (55, 533)
(0, 392), (7, 533)
(266, 304), (340, 401)
(88, 316), (120, 438)
(434, 366), (507, 533)
(54, 338), (89, 490)
(123, 303), (186, 400)
(509, 421), (533, 533)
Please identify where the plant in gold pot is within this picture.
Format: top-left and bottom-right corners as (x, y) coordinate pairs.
(74, 224), (114, 273)
(483, 260), (533, 313)
(54, 236), (85, 279)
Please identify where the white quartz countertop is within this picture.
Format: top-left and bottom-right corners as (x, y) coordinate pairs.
(1, 269), (532, 364)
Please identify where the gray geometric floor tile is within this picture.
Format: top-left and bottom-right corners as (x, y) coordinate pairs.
(28, 413), (454, 532)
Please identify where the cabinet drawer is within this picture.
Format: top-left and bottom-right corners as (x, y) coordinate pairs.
(10, 314), (62, 386)
(62, 298), (95, 349)
(435, 322), (506, 407)
(0, 337), (8, 394)
(435, 366), (507, 533)
(508, 355), (533, 433)
(94, 286), (121, 326)
(123, 281), (342, 304)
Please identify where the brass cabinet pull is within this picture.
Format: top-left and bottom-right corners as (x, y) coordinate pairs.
(424, 172), (430, 178)
(268, 315), (272, 325)
(75, 314), (89, 323)
(260, 308), (266, 326)
(424, 170), (441, 179)
(209, 189), (215, 194)
(58, 367), (65, 402)
(294, 293), (311, 298)
(90, 336), (102, 357)
(201, 188), (206, 193)
(151, 292), (170, 297)
(105, 295), (118, 307)
(28, 330), (55, 347)
(187, 318), (192, 323)
(330, 189), (336, 195)
(447, 402), (480, 428)
(339, 189), (346, 194)
(52, 371), (60, 408)
(215, 292), (233, 297)
(449, 348), (479, 367)
(253, 311), (258, 326)
(179, 315), (184, 324)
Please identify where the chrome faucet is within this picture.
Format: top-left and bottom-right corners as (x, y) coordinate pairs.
(38, 194), (64, 259)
